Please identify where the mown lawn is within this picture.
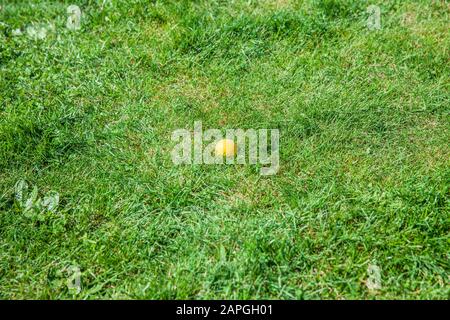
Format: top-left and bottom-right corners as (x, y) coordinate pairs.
(0, 0), (449, 299)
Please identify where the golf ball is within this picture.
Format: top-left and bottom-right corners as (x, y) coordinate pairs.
(215, 139), (236, 157)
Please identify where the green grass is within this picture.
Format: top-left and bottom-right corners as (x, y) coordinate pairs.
(0, 0), (449, 299)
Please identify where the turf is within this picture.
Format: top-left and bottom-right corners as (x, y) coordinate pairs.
(0, 0), (449, 299)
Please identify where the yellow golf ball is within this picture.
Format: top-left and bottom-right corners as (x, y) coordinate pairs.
(215, 139), (236, 157)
